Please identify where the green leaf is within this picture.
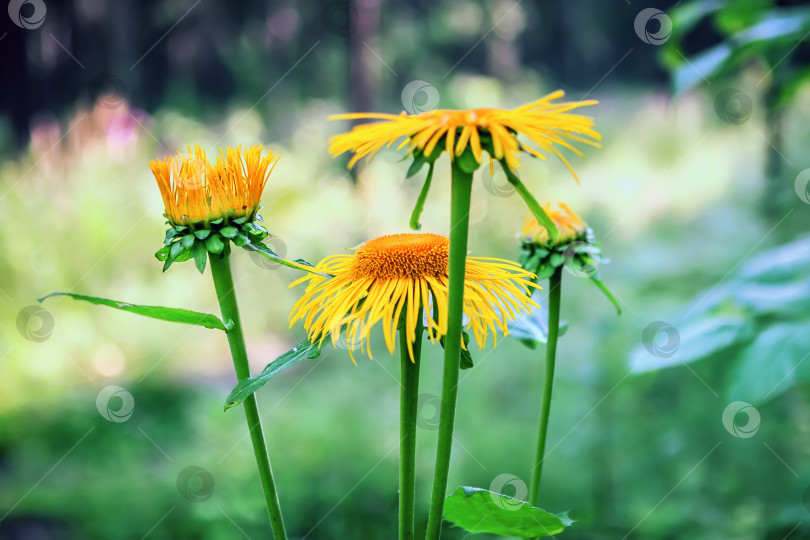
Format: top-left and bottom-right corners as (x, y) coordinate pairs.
(232, 216), (247, 225)
(727, 323), (810, 404)
(219, 226), (239, 238)
(224, 339), (322, 410)
(672, 43), (734, 95)
(501, 164), (559, 240)
(233, 232), (250, 247)
(243, 241), (329, 276)
(406, 152), (427, 178)
(589, 276), (622, 315)
(194, 229), (211, 240)
(630, 315), (747, 373)
(193, 241), (207, 273)
(205, 234), (225, 254)
(409, 162), (434, 231)
(444, 487), (572, 538)
(39, 293), (232, 331)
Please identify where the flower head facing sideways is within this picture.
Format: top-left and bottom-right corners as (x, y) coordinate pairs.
(289, 233), (540, 362)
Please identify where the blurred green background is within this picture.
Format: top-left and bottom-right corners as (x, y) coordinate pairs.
(2, 1), (810, 539)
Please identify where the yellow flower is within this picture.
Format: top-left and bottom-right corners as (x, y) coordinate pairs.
(150, 145), (279, 225)
(289, 233), (539, 362)
(522, 202), (587, 245)
(329, 90), (600, 179)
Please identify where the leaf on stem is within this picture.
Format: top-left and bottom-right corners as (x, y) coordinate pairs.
(39, 292), (233, 331)
(444, 487), (573, 538)
(500, 163), (559, 240)
(224, 339), (322, 410)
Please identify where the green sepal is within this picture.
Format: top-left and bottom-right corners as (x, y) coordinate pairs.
(164, 228), (179, 244)
(155, 246), (170, 262)
(205, 234), (225, 254)
(39, 292), (233, 331)
(181, 234), (196, 249)
(193, 241), (207, 273)
(406, 152), (428, 178)
(169, 240), (184, 260)
(455, 145), (480, 174)
(549, 252), (564, 267)
(210, 218), (224, 225)
(233, 232), (250, 247)
(219, 226), (239, 238)
(232, 216), (247, 225)
(194, 229), (211, 240)
(224, 339), (322, 410)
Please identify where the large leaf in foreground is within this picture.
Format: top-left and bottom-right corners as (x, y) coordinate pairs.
(224, 339), (322, 410)
(39, 293), (232, 331)
(444, 487), (572, 538)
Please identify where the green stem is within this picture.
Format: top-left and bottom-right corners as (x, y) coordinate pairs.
(399, 314), (423, 540)
(425, 164), (473, 540)
(529, 266), (562, 506)
(209, 254), (289, 540)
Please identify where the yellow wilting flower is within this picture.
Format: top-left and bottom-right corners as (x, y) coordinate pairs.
(329, 90), (600, 178)
(522, 202), (587, 246)
(150, 145), (279, 226)
(289, 233), (539, 362)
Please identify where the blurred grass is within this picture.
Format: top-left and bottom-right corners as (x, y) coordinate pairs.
(2, 75), (810, 539)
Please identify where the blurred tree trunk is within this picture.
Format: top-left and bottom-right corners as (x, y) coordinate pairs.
(348, 0), (381, 183)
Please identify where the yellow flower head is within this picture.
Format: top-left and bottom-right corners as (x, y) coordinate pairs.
(329, 90), (600, 179)
(522, 202), (587, 246)
(150, 145), (279, 226)
(289, 233), (539, 362)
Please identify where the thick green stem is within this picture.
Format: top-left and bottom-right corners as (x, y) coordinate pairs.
(529, 267), (562, 506)
(425, 164), (473, 540)
(399, 315), (423, 540)
(209, 254), (289, 540)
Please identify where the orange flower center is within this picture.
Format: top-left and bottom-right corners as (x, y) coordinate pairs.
(351, 233), (449, 280)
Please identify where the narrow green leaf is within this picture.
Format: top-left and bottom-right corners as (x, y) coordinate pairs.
(243, 241), (330, 276)
(220, 226), (239, 238)
(406, 152), (427, 178)
(39, 293), (232, 331)
(589, 276), (622, 315)
(460, 332), (473, 369)
(193, 241), (207, 273)
(444, 487), (572, 538)
(501, 164), (558, 240)
(409, 162), (434, 231)
(224, 339), (322, 410)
